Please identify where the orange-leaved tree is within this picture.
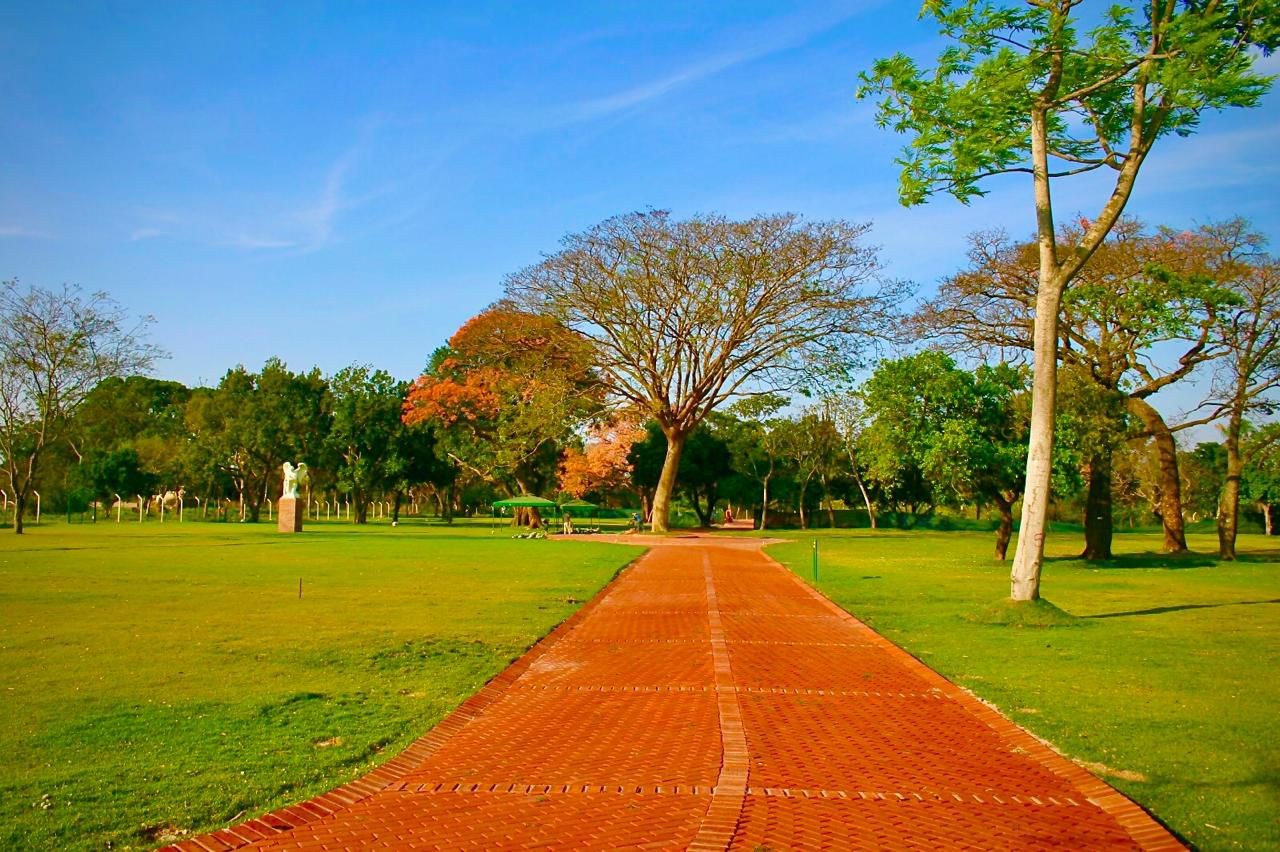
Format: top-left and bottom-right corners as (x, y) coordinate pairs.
(403, 306), (599, 496)
(558, 415), (647, 500)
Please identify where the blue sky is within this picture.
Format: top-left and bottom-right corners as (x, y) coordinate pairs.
(2, 1), (1278, 415)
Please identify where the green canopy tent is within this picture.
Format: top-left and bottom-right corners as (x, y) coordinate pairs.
(491, 495), (559, 533)
(559, 498), (599, 518)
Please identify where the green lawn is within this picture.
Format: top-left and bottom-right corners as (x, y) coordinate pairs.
(768, 529), (1280, 852)
(0, 519), (641, 850)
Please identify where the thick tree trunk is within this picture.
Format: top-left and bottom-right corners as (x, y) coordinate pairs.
(1218, 412), (1242, 560)
(12, 492), (25, 534)
(1262, 503), (1273, 536)
(392, 492), (402, 524)
(690, 488), (711, 526)
(1128, 397), (1187, 553)
(1009, 274), (1064, 599)
(650, 429), (687, 533)
(1082, 450), (1114, 561)
(993, 493), (1014, 561)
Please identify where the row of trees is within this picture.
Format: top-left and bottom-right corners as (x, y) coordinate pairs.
(4, 212), (1278, 560)
(9, 354), (454, 532)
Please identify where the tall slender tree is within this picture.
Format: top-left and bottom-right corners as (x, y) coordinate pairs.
(920, 221), (1237, 557)
(861, 0), (1277, 598)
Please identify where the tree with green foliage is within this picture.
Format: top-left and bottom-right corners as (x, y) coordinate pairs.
(861, 0), (1277, 596)
(1174, 222), (1280, 558)
(185, 359), (330, 522)
(860, 351), (1031, 557)
(776, 411), (845, 530)
(1242, 423), (1280, 534)
(403, 307), (598, 499)
(824, 392), (878, 529)
(923, 220), (1239, 557)
(505, 210), (900, 532)
(327, 365), (411, 524)
(1181, 442), (1228, 522)
(628, 421), (734, 526)
(72, 447), (153, 513)
(0, 282), (161, 533)
(720, 394), (791, 530)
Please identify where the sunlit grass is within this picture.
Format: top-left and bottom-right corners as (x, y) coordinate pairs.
(0, 519), (640, 850)
(768, 529), (1280, 851)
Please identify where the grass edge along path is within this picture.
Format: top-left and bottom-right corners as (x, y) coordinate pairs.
(162, 539), (646, 852)
(766, 529), (1280, 852)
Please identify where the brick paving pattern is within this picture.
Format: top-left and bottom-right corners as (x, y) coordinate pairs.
(167, 536), (1183, 851)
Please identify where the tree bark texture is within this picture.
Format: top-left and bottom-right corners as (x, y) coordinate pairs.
(993, 493), (1014, 561)
(1082, 450), (1114, 561)
(1126, 398), (1187, 552)
(759, 479), (770, 531)
(1009, 105), (1063, 602)
(1218, 413), (1243, 560)
(650, 429), (687, 533)
(1008, 266), (1062, 598)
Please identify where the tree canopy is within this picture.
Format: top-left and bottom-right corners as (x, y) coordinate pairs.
(504, 209), (901, 531)
(860, 0), (1277, 598)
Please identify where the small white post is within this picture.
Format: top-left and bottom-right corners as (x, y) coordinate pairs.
(159, 495), (165, 523)
(344, 498), (350, 520)
(193, 496), (201, 520)
(267, 498), (273, 521)
(239, 495), (245, 522)
(325, 500), (331, 521)
(178, 496), (184, 522)
(114, 493), (122, 523)
(137, 495), (144, 523)
(32, 491), (40, 525)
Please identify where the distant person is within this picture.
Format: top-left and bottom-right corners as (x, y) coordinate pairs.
(630, 511), (642, 533)
(562, 512), (574, 535)
(724, 507), (734, 525)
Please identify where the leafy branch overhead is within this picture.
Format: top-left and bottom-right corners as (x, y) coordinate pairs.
(860, 0), (1278, 206)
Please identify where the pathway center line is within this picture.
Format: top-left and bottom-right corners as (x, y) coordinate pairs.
(689, 550), (749, 852)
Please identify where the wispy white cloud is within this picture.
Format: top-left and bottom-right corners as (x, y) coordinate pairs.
(0, 225), (50, 238)
(232, 233), (298, 250)
(231, 133), (372, 253)
(548, 4), (877, 127)
(129, 227), (162, 241)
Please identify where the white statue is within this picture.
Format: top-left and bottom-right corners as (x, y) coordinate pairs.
(282, 462), (309, 499)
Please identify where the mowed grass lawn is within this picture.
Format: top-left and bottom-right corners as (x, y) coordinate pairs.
(768, 529), (1280, 852)
(0, 520), (641, 850)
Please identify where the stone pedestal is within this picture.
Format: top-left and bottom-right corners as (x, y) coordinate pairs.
(278, 495), (303, 533)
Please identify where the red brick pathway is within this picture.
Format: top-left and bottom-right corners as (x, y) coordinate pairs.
(167, 537), (1182, 851)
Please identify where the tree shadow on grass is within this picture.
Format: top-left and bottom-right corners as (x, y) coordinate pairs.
(1046, 551), (1217, 570)
(1082, 598), (1280, 619)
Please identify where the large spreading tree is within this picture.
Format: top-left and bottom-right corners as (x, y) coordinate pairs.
(504, 210), (899, 531)
(921, 221), (1238, 558)
(860, 0), (1276, 598)
(0, 282), (161, 533)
